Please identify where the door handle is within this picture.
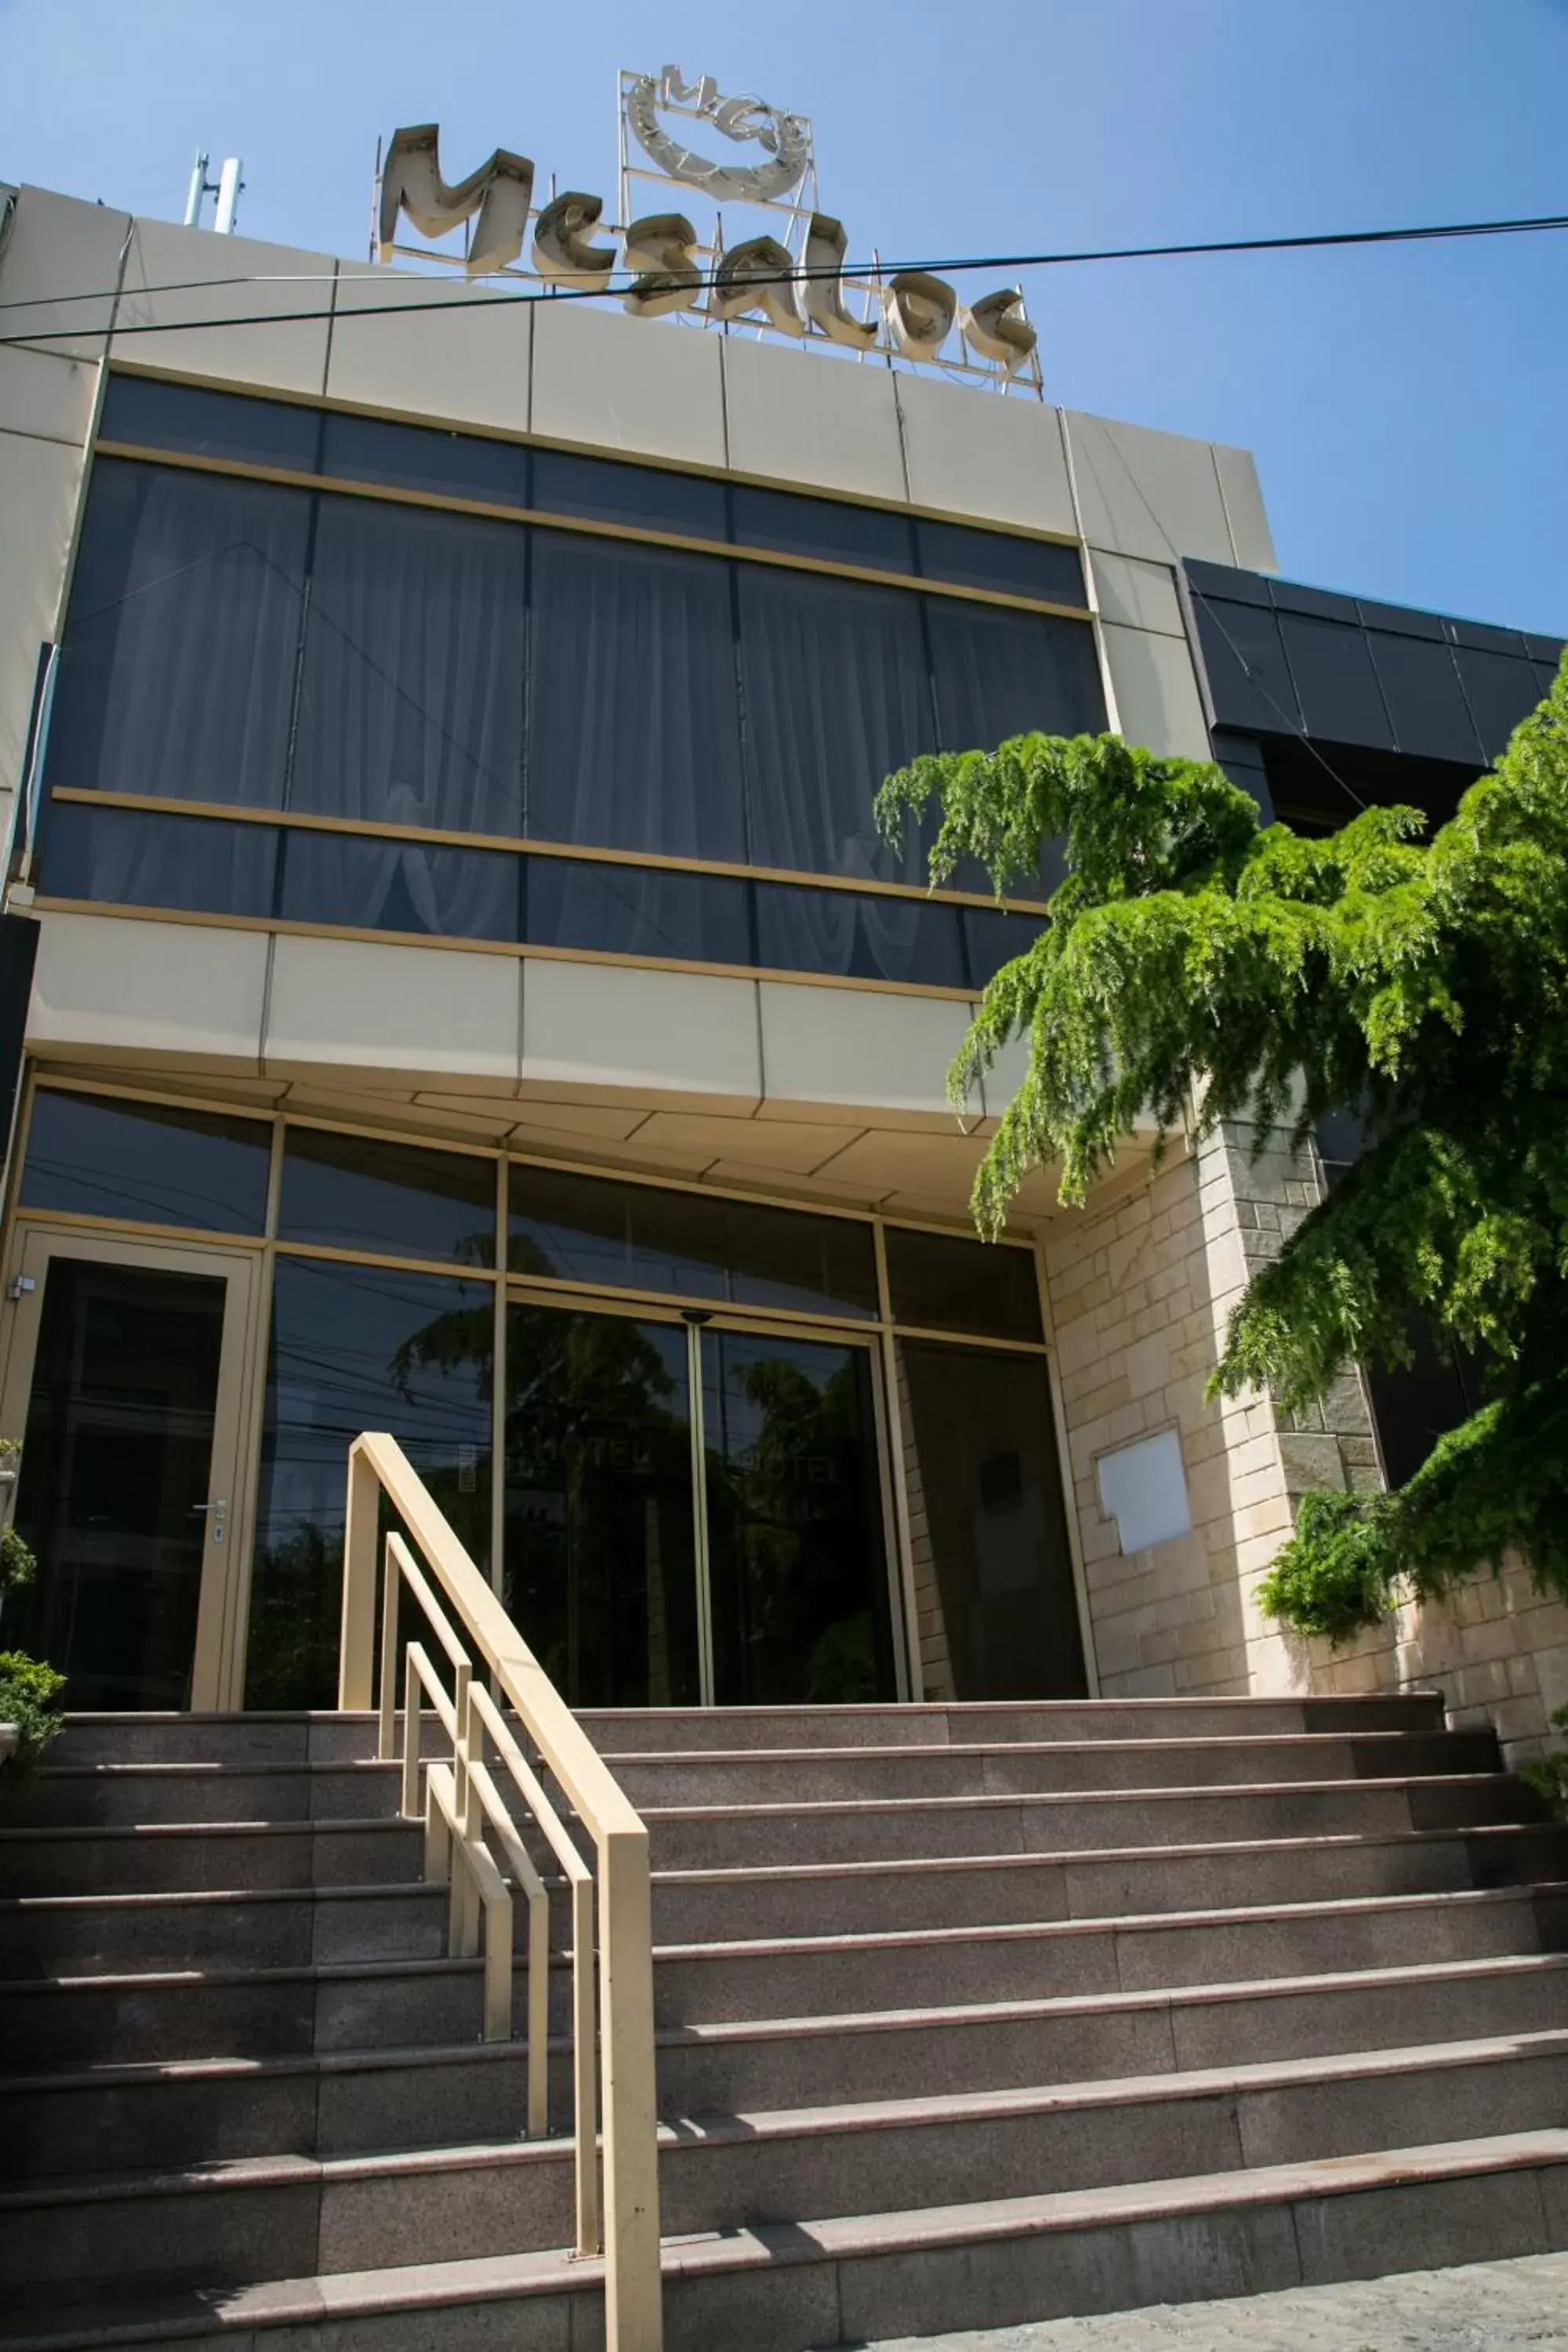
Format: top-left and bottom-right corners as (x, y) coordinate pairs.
(192, 1499), (229, 1544)
(191, 1501), (229, 1513)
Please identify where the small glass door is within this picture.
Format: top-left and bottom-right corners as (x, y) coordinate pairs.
(699, 1324), (897, 1705)
(503, 1298), (702, 1708)
(0, 1230), (259, 1711)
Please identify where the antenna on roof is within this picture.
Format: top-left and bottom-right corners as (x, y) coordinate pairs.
(183, 151), (245, 234)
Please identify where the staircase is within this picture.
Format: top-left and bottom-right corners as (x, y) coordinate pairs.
(2, 1694), (1567, 2350)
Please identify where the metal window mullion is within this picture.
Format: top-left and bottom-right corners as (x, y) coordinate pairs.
(687, 1319), (716, 1709)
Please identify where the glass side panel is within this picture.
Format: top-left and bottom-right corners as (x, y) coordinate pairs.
(927, 598), (1106, 750)
(532, 447), (728, 541)
(527, 530), (746, 862)
(278, 1128), (497, 1266)
(916, 519), (1084, 605)
(278, 829), (521, 941)
(753, 882), (964, 988)
(898, 1339), (1085, 1700)
(702, 1327), (896, 1705)
(42, 803), (280, 922)
(289, 492), (528, 838)
(100, 375), (324, 472)
(509, 1165), (878, 1318)
(963, 905), (1050, 988)
(319, 411), (532, 508)
(247, 1258), (492, 1707)
(21, 1088), (271, 1233)
(49, 459), (311, 807)
(503, 1303), (699, 1707)
(525, 857), (750, 965)
(4, 1261), (226, 1709)
(883, 1224), (1043, 1343)
(731, 485), (915, 574)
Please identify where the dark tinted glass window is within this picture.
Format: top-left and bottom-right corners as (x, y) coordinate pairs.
(42, 802), (279, 920)
(526, 858), (750, 965)
(279, 1128), (496, 1265)
(278, 829), (521, 941)
(884, 1223), (1043, 1342)
(1366, 634), (1481, 765)
(320, 412), (532, 507)
(49, 460), (310, 805)
(532, 448), (727, 541)
(1190, 596), (1301, 735)
(528, 531), (744, 860)
(899, 1339), (1085, 1699)
(100, 376), (322, 472)
(249, 1258), (493, 1707)
(21, 1087), (270, 1232)
(289, 494), (526, 837)
(509, 1164), (878, 1317)
(916, 521), (1083, 606)
(738, 567), (934, 884)
(1276, 614), (1393, 750)
(927, 599), (1105, 750)
(731, 485), (914, 574)
(964, 905), (1048, 988)
(754, 884), (964, 987)
(1453, 648), (1544, 762)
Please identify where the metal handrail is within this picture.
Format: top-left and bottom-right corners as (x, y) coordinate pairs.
(339, 1432), (662, 2350)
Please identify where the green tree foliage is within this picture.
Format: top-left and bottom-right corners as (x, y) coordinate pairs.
(877, 654), (1568, 1639)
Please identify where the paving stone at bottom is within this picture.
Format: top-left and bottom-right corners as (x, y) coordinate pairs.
(854, 2249), (1568, 2350)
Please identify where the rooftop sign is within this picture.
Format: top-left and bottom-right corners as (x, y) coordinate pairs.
(374, 66), (1040, 391)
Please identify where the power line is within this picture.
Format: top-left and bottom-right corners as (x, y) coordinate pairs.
(3, 208), (1566, 346)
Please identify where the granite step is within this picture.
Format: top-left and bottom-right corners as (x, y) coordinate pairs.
(2, 2127), (1563, 2352)
(5, 2030), (1566, 2304)
(9, 1947), (1568, 2181)
(0, 1817), (424, 1898)
(0, 1881), (449, 1978)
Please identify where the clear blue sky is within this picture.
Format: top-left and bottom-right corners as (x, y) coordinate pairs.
(3, 0), (1564, 635)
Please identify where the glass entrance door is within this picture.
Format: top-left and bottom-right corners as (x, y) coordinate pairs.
(0, 1230), (259, 1711)
(699, 1325), (896, 1706)
(502, 1294), (899, 1708)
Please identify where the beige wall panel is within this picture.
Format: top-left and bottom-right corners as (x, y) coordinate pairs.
(1102, 622), (1211, 760)
(978, 1029), (1031, 1127)
(328, 267), (532, 434)
(264, 935), (521, 1088)
(1065, 410), (1235, 567)
(0, 345), (96, 447)
(113, 219), (335, 397)
(632, 1110), (851, 1174)
(723, 337), (906, 501)
(0, 429), (85, 817)
(1090, 552), (1184, 637)
(895, 374), (1076, 534)
(810, 1127), (986, 1205)
(0, 186), (129, 355)
(1214, 442), (1279, 573)
(521, 958), (761, 1109)
(757, 982), (975, 1124)
(530, 300), (725, 466)
(27, 911), (267, 1070)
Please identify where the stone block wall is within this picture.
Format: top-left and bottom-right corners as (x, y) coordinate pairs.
(1044, 1112), (1568, 1769)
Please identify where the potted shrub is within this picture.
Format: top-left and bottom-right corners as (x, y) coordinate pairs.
(0, 1652), (66, 1767)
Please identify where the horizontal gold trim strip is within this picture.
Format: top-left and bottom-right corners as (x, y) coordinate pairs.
(48, 788), (1050, 916)
(13, 1206), (267, 1250)
(504, 1269), (880, 1337)
(107, 361), (1085, 555)
(93, 438), (1094, 622)
(27, 895), (983, 1002)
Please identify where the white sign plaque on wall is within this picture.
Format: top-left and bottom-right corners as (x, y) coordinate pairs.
(373, 65), (1041, 391)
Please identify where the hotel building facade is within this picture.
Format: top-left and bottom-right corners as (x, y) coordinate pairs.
(0, 176), (1563, 1755)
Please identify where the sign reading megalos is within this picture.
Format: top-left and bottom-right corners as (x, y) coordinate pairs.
(376, 65), (1038, 382)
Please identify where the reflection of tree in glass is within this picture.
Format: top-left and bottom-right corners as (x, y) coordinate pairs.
(504, 1307), (695, 1704)
(709, 1349), (880, 1704)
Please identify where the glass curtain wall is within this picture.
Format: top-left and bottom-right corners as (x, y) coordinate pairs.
(42, 378), (1102, 992)
(7, 1085), (1087, 1711)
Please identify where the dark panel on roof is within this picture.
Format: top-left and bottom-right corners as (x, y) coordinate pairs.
(1366, 632), (1481, 766)
(1276, 613), (1393, 750)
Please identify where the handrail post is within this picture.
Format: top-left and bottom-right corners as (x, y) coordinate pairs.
(339, 1438), (383, 1710)
(598, 1825), (662, 2351)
